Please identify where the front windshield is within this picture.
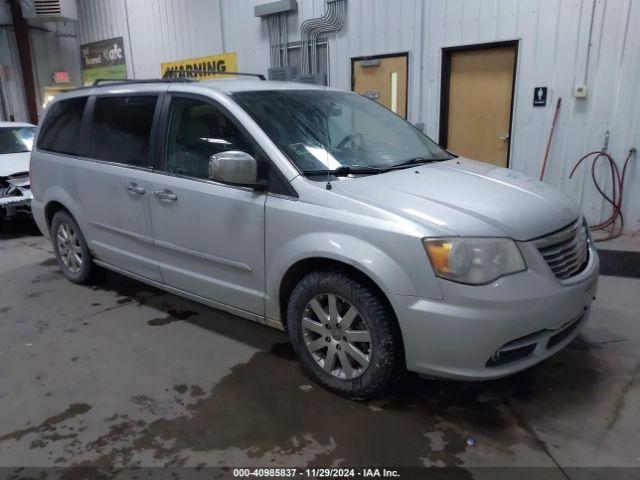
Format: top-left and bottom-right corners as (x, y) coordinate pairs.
(233, 90), (452, 173)
(0, 127), (35, 155)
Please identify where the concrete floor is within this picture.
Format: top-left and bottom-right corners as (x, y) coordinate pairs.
(0, 217), (639, 476)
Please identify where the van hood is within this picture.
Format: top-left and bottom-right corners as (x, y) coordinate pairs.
(0, 151), (30, 178)
(330, 158), (580, 241)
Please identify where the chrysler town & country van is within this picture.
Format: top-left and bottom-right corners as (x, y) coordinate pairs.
(30, 79), (599, 398)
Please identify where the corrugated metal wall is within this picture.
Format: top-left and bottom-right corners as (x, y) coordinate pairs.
(71, 0), (640, 231)
(29, 20), (82, 109)
(0, 3), (28, 122)
(77, 0), (224, 78)
(1, 3), (81, 121)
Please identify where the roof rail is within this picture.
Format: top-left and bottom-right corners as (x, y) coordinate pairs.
(162, 70), (266, 81)
(92, 77), (194, 86)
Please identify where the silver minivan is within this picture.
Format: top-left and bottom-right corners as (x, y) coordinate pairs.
(30, 79), (599, 398)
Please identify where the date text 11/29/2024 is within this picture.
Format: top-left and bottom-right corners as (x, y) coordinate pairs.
(233, 468), (401, 478)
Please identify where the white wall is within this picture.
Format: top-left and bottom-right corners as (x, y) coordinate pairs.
(0, 2), (82, 121)
(77, 0), (224, 79)
(76, 0), (640, 232)
(29, 20), (83, 111)
(0, 3), (28, 122)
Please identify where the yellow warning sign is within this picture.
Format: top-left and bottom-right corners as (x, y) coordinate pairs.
(161, 52), (238, 80)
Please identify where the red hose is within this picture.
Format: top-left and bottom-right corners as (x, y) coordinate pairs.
(569, 150), (635, 242)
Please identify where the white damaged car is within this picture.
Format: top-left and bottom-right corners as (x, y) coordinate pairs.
(0, 122), (35, 219)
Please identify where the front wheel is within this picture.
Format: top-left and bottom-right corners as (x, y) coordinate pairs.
(287, 271), (404, 399)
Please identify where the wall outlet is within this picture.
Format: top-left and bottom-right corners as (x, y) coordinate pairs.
(574, 86), (588, 99)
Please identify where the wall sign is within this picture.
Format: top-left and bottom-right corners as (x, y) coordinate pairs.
(80, 37), (127, 86)
(52, 71), (70, 84)
(533, 87), (548, 107)
(161, 53), (238, 80)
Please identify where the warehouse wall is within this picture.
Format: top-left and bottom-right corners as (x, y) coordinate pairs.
(77, 0), (224, 79)
(1, 2), (81, 121)
(29, 20), (83, 109)
(0, 2), (28, 122)
(73, 0), (640, 232)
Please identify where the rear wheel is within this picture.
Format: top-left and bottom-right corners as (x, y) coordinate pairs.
(51, 210), (104, 284)
(287, 271), (403, 399)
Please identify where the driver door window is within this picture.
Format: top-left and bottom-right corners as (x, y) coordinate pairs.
(165, 97), (253, 179)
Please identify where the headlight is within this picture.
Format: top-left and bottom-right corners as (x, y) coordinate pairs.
(423, 237), (526, 285)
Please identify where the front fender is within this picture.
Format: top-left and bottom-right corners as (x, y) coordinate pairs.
(265, 232), (443, 321)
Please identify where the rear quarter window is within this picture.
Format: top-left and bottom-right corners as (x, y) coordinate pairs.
(37, 97), (88, 155)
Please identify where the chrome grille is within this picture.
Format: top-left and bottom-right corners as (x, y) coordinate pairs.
(535, 220), (589, 280)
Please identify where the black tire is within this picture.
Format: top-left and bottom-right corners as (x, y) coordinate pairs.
(287, 270), (404, 399)
(51, 210), (104, 285)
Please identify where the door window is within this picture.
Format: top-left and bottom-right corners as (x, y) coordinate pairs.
(165, 97), (253, 179)
(88, 96), (158, 167)
(37, 97), (88, 155)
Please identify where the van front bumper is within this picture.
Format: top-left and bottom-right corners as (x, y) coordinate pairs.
(392, 244), (599, 380)
(0, 191), (32, 217)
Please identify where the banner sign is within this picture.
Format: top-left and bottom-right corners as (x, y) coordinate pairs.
(80, 37), (127, 86)
(161, 52), (238, 80)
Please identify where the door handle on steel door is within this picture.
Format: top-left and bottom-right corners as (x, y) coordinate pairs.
(125, 183), (146, 195)
(153, 189), (177, 202)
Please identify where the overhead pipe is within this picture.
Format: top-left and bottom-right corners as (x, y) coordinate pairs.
(300, 0), (345, 75)
(309, 2), (339, 73)
(267, 12), (291, 68)
(267, 15), (279, 67)
(306, 2), (340, 73)
(300, 1), (338, 74)
(309, 1), (345, 73)
(281, 12), (288, 66)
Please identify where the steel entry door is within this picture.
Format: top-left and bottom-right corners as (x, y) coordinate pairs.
(442, 44), (517, 167)
(352, 54), (408, 119)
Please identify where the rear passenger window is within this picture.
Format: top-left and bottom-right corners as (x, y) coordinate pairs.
(37, 97), (88, 155)
(88, 96), (157, 167)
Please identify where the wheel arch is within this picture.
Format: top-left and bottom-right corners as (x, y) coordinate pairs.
(44, 200), (71, 230)
(42, 187), (83, 232)
(278, 257), (398, 331)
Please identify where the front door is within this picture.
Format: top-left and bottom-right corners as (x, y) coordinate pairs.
(352, 53), (408, 119)
(441, 43), (517, 167)
(148, 94), (266, 315)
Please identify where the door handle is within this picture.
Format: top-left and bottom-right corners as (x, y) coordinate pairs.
(499, 134), (511, 142)
(153, 189), (177, 202)
(125, 183), (146, 195)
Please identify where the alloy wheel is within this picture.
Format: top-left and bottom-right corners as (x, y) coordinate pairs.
(56, 222), (83, 274)
(301, 293), (372, 380)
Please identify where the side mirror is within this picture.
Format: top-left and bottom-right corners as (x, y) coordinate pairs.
(208, 151), (264, 188)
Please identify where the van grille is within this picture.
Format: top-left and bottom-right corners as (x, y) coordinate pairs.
(535, 220), (589, 280)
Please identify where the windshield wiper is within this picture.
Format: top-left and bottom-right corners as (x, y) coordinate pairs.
(303, 165), (382, 177)
(384, 157), (444, 171)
